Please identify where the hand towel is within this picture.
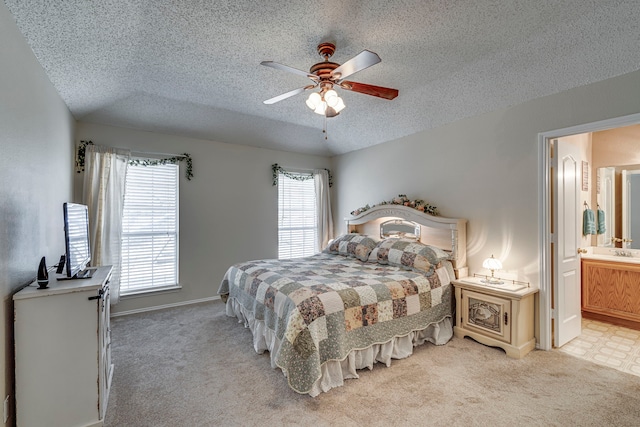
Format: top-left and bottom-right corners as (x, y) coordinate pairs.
(583, 208), (596, 235)
(597, 208), (606, 234)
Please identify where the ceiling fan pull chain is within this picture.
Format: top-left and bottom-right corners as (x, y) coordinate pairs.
(323, 115), (328, 140)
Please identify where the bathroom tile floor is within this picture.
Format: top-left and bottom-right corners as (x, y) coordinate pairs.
(558, 318), (640, 377)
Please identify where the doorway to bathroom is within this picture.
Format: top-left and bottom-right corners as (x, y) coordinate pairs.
(538, 112), (640, 377)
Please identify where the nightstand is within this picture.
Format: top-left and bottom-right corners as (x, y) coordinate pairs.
(452, 276), (538, 359)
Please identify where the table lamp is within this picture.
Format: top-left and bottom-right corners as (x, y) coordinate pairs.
(482, 255), (504, 284)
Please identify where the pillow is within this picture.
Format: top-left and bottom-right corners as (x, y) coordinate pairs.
(368, 238), (451, 273)
(435, 265), (451, 286)
(324, 234), (378, 262)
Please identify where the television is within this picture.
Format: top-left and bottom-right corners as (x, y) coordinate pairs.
(62, 202), (92, 279)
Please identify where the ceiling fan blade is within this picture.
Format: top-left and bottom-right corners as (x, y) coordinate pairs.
(332, 50), (381, 80)
(263, 85), (314, 105)
(260, 61), (318, 81)
(340, 81), (398, 100)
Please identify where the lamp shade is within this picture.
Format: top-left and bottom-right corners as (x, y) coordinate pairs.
(482, 255), (502, 271)
(324, 89), (338, 107)
(313, 101), (327, 115)
(306, 92), (322, 110)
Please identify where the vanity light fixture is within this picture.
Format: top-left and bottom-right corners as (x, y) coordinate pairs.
(482, 255), (504, 285)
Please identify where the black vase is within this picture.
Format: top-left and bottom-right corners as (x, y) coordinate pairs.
(37, 256), (49, 288)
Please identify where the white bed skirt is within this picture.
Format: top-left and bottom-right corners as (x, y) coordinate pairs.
(225, 298), (453, 396)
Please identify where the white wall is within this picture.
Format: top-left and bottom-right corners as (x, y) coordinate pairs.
(0, 3), (75, 424)
(333, 69), (640, 289)
(75, 122), (331, 314)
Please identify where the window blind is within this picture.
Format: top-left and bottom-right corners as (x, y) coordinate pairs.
(278, 171), (317, 259)
(120, 162), (179, 294)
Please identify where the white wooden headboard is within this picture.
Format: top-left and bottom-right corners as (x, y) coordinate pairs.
(345, 204), (468, 278)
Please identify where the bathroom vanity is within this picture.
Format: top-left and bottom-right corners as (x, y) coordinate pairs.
(582, 255), (640, 330)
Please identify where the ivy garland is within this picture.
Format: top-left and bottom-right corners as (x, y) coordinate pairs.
(350, 194), (439, 216)
(272, 163), (333, 187)
(75, 140), (91, 173)
(77, 140), (193, 180)
(129, 155), (193, 180)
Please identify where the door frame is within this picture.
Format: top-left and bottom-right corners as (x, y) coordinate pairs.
(538, 112), (640, 350)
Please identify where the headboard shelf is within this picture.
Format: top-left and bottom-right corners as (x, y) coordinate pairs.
(345, 204), (468, 278)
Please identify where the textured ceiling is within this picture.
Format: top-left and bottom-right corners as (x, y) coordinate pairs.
(5, 0), (640, 156)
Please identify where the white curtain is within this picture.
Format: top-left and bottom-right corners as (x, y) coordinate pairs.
(82, 144), (130, 304)
(314, 169), (334, 251)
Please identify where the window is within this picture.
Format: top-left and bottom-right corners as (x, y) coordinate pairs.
(120, 162), (179, 295)
(278, 171), (317, 258)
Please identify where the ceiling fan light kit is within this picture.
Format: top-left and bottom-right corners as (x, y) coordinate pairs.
(305, 87), (345, 116)
(261, 42), (398, 123)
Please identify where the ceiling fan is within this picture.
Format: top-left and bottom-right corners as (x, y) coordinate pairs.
(261, 42), (398, 118)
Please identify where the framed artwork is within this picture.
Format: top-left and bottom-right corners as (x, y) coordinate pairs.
(582, 161), (589, 191)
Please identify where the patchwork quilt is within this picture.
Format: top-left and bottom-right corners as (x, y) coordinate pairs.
(218, 253), (453, 394)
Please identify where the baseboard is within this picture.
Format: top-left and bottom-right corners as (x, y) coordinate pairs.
(111, 295), (221, 317)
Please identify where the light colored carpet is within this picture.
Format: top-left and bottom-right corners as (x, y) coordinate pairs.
(105, 301), (640, 426)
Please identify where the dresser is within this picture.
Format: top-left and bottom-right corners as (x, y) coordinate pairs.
(14, 265), (113, 427)
(452, 276), (538, 359)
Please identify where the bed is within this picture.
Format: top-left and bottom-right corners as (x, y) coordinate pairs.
(218, 205), (467, 396)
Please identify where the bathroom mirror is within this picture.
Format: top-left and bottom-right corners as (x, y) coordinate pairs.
(596, 165), (640, 249)
(596, 167), (616, 247)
